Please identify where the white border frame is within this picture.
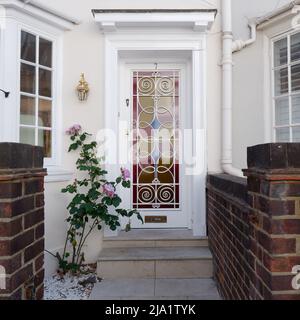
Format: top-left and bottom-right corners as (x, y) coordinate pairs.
(103, 31), (208, 236)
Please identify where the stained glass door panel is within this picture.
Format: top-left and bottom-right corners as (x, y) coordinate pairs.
(132, 70), (180, 210)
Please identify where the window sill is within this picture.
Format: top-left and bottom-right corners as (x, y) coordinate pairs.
(45, 167), (74, 183)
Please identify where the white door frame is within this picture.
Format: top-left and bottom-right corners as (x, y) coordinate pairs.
(102, 31), (208, 237)
(119, 61), (192, 229)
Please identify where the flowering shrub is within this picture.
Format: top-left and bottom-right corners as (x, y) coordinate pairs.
(49, 125), (142, 274)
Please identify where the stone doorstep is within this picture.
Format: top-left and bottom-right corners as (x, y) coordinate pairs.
(103, 230), (209, 248)
(104, 229), (205, 241)
(89, 278), (221, 300)
(98, 247), (212, 261)
(97, 247), (213, 279)
(103, 239), (209, 248)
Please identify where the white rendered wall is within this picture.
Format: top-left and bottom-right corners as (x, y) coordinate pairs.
(27, 0), (222, 276)
(231, 0), (292, 169)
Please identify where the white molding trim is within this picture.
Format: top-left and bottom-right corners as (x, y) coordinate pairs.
(93, 10), (216, 33)
(101, 30), (210, 237)
(0, 0), (79, 31)
(45, 167), (74, 183)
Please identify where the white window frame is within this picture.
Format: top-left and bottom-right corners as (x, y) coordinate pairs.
(0, 3), (76, 182)
(271, 30), (300, 142)
(18, 26), (56, 166)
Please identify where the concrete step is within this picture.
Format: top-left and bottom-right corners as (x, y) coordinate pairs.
(89, 278), (221, 300)
(103, 230), (208, 248)
(97, 246), (213, 279)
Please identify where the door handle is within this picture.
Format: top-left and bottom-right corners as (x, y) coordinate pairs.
(126, 99), (130, 107)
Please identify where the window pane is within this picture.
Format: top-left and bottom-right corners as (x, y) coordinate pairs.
(38, 129), (52, 158)
(39, 68), (52, 97)
(20, 95), (35, 125)
(21, 31), (36, 63)
(275, 68), (288, 95)
(274, 38), (288, 67)
(20, 127), (35, 145)
(275, 97), (289, 126)
(293, 126), (300, 142)
(292, 94), (300, 124)
(21, 63), (36, 94)
(276, 127), (290, 142)
(38, 99), (52, 127)
(292, 64), (300, 92)
(291, 33), (300, 62)
(39, 38), (52, 68)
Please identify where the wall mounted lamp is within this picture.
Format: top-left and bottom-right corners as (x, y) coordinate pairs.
(76, 73), (89, 101)
(0, 89), (10, 98)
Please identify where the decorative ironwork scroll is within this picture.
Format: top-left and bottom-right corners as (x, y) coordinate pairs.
(132, 70), (180, 209)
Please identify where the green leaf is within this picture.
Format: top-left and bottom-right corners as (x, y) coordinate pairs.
(112, 196), (122, 208)
(116, 177), (122, 184)
(102, 197), (112, 206)
(68, 142), (79, 152)
(122, 180), (131, 188)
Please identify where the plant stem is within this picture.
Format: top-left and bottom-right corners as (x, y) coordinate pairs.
(75, 222), (86, 265)
(76, 219), (98, 265)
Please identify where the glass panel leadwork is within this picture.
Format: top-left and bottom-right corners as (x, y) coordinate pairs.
(132, 70), (180, 209)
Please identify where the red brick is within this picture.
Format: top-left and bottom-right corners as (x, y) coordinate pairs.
(270, 275), (295, 291)
(273, 294), (300, 300)
(24, 239), (44, 263)
(34, 223), (44, 240)
(263, 254), (300, 272)
(0, 240), (10, 256)
(255, 197), (295, 216)
(9, 264), (33, 292)
(35, 284), (44, 300)
(0, 288), (23, 300)
(24, 209), (44, 229)
(11, 229), (34, 254)
(34, 254), (44, 272)
(271, 238), (296, 254)
(35, 194), (44, 208)
(0, 183), (22, 199)
(269, 219), (300, 235)
(34, 269), (44, 288)
(0, 254), (22, 274)
(24, 179), (44, 195)
(0, 218), (22, 237)
(0, 196), (34, 218)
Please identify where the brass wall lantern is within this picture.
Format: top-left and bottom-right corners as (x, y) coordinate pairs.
(76, 73), (89, 101)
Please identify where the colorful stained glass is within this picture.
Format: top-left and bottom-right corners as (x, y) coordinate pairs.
(133, 70), (180, 209)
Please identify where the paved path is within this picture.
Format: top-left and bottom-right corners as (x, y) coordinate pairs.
(89, 278), (221, 300)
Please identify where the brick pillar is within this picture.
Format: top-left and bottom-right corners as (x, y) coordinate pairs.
(0, 143), (46, 300)
(244, 143), (300, 300)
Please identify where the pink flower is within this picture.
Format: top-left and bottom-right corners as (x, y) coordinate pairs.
(121, 168), (130, 181)
(103, 183), (115, 198)
(66, 124), (82, 136)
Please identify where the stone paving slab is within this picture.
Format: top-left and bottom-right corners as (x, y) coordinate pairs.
(89, 278), (221, 300)
(98, 247), (212, 261)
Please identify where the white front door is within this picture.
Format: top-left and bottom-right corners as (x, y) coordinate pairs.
(119, 62), (192, 229)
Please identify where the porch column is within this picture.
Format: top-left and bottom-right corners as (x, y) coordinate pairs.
(0, 143), (46, 300)
(244, 143), (300, 300)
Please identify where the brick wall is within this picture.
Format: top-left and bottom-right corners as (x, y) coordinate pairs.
(0, 143), (46, 300)
(207, 143), (300, 300)
(207, 174), (251, 300)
